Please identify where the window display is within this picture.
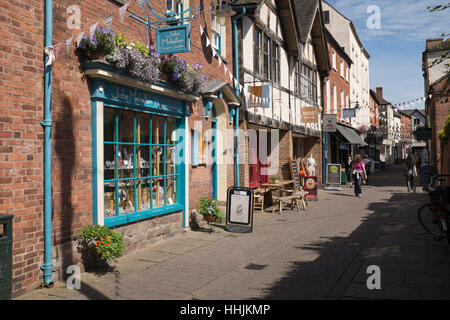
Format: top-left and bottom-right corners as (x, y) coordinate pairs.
(103, 107), (178, 220)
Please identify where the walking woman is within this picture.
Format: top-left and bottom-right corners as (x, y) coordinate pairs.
(352, 154), (367, 197)
(405, 153), (418, 192)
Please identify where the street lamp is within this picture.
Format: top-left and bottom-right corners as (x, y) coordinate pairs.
(212, 0), (236, 26)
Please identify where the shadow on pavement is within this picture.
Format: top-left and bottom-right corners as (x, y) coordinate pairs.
(257, 166), (450, 300)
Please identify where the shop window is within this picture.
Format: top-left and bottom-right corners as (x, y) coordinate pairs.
(103, 108), (178, 221)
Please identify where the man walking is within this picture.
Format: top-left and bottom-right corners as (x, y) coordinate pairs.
(405, 153), (417, 192)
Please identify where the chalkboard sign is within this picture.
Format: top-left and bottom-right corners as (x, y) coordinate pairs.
(289, 158), (301, 191)
(326, 163), (341, 186)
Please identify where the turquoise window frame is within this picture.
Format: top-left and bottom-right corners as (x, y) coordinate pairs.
(103, 106), (182, 227)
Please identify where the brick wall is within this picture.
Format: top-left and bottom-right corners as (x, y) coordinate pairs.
(429, 78), (450, 174)
(0, 0), (236, 297)
(323, 41), (350, 126)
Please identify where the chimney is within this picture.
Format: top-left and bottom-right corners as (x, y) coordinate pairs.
(426, 38), (443, 50)
(376, 87), (383, 98)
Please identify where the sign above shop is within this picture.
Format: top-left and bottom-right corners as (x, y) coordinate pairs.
(342, 108), (356, 118)
(415, 127), (432, 141)
(323, 114), (337, 132)
(156, 24), (191, 55)
(301, 107), (318, 123)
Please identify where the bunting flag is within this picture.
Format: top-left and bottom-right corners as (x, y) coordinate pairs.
(205, 36), (211, 47)
(54, 42), (62, 57)
(104, 14), (113, 29)
(229, 71), (233, 83)
(199, 25), (204, 36)
(119, 2), (130, 22)
(211, 46), (216, 58)
(137, 0), (146, 10)
(76, 31), (85, 47)
(90, 22), (98, 38)
(218, 56), (222, 67)
(65, 37), (73, 54)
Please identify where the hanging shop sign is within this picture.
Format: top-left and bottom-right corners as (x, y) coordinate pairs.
(323, 114), (337, 132)
(225, 187), (254, 233)
(156, 24), (191, 55)
(342, 108), (356, 118)
(249, 85), (270, 108)
(414, 127), (432, 141)
(301, 107), (319, 123)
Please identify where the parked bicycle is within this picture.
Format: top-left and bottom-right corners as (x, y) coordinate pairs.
(417, 174), (450, 247)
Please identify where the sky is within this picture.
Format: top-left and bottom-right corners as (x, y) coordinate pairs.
(327, 0), (450, 110)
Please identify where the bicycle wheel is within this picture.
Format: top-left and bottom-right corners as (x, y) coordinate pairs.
(438, 209), (450, 247)
(417, 203), (444, 238)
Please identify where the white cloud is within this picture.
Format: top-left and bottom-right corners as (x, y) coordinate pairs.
(332, 0), (450, 43)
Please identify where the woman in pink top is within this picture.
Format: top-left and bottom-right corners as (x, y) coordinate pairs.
(352, 154), (367, 197)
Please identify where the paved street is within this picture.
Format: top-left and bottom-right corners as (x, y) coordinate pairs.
(16, 165), (450, 300)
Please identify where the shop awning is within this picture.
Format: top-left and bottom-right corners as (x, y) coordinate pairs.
(336, 124), (368, 146)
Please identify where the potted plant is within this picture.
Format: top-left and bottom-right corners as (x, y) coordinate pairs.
(269, 176), (280, 184)
(197, 197), (224, 223)
(77, 26), (116, 61)
(160, 54), (209, 95)
(78, 224), (126, 271)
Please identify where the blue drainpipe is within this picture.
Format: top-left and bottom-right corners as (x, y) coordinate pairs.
(40, 0), (53, 286)
(232, 7), (247, 187)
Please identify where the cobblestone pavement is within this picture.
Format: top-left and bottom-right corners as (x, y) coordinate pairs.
(16, 165), (450, 300)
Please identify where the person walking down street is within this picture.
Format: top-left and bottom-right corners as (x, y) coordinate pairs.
(345, 155), (353, 188)
(352, 154), (367, 197)
(415, 151), (421, 175)
(405, 153), (418, 192)
(362, 154), (372, 185)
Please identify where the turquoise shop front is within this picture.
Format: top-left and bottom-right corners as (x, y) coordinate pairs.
(86, 66), (195, 229)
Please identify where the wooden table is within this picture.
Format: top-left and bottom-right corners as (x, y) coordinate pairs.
(261, 180), (295, 206)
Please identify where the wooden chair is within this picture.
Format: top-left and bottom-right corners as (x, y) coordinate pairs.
(253, 188), (264, 215)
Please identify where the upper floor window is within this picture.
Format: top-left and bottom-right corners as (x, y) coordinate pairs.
(211, 15), (221, 55)
(263, 34), (270, 79)
(271, 42), (280, 84)
(301, 64), (317, 104)
(332, 50), (336, 70)
(253, 27), (261, 74)
(323, 10), (330, 24)
(340, 60), (344, 78)
(295, 59), (301, 95)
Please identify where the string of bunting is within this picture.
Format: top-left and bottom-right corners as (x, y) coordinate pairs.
(46, 1), (135, 63)
(392, 95), (431, 110)
(44, 0), (261, 105)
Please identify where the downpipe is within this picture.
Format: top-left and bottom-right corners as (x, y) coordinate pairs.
(40, 0), (53, 287)
(232, 7), (246, 187)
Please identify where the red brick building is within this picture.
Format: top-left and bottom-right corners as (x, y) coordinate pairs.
(0, 0), (240, 297)
(422, 38), (450, 175)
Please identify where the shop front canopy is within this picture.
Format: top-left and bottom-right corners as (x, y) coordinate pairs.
(336, 123), (368, 146)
